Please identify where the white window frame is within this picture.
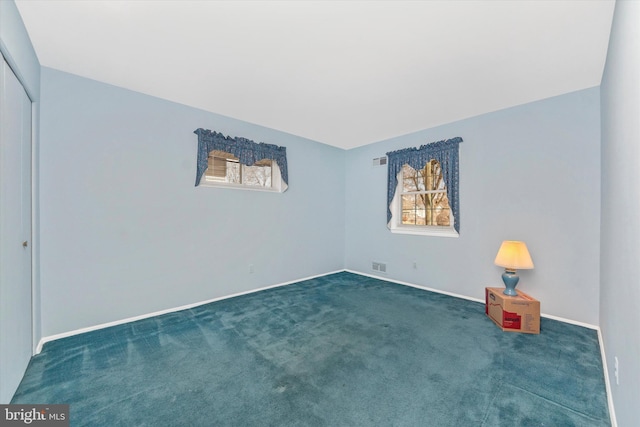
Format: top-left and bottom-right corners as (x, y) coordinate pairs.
(389, 168), (459, 238)
(199, 154), (285, 193)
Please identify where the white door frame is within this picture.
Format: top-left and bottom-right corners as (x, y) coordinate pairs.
(0, 51), (34, 403)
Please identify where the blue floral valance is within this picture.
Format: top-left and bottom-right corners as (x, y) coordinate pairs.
(194, 128), (288, 187)
(386, 137), (463, 233)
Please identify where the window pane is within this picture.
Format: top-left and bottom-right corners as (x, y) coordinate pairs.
(402, 195), (427, 225)
(402, 165), (418, 192)
(226, 161), (240, 183)
(401, 194), (415, 224)
(206, 151), (239, 183)
(207, 156), (227, 180)
(401, 194), (426, 209)
(402, 210), (415, 224)
(420, 160), (445, 191)
(205, 150), (272, 187)
(403, 164), (431, 192)
(424, 191), (450, 225)
(399, 159), (451, 227)
(242, 163), (272, 187)
(436, 208), (451, 226)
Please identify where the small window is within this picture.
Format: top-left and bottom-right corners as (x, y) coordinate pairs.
(202, 150), (282, 192)
(194, 128), (289, 192)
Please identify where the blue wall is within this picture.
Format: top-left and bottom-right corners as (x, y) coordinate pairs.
(39, 68), (345, 337)
(39, 67), (603, 335)
(345, 88), (601, 325)
(600, 1), (640, 425)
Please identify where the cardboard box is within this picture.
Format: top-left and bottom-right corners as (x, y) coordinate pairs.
(485, 287), (540, 334)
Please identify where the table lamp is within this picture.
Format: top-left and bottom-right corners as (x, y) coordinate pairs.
(494, 241), (534, 296)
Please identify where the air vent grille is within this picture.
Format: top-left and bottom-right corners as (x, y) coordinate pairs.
(372, 156), (387, 167)
(372, 261), (387, 273)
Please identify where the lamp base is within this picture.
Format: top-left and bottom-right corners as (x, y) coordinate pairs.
(501, 270), (520, 296)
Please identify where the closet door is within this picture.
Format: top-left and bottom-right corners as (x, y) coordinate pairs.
(0, 55), (33, 403)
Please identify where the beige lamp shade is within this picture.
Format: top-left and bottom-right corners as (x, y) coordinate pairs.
(494, 241), (534, 270)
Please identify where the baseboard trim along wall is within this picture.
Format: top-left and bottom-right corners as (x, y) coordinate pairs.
(35, 268), (617, 426)
(347, 269), (600, 330)
(347, 269), (617, 427)
(37, 269), (601, 353)
(345, 269), (486, 303)
(598, 328), (619, 427)
(36, 269), (345, 354)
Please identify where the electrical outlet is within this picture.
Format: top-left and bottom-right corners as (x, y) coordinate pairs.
(249, 264), (254, 274)
(413, 261), (418, 269)
(614, 356), (619, 385)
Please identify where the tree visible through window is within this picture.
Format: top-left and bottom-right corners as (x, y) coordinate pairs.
(400, 160), (451, 226)
(386, 136), (461, 237)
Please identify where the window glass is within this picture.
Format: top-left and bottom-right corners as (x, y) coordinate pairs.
(205, 150), (273, 189)
(395, 160), (453, 232)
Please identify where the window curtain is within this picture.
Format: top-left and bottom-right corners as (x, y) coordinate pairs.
(386, 137), (463, 233)
(194, 128), (289, 187)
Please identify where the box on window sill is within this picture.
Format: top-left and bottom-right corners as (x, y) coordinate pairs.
(485, 287), (540, 334)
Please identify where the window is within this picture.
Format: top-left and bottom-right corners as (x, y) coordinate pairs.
(194, 128), (288, 192)
(386, 137), (462, 237)
(400, 161), (451, 227)
(204, 150), (278, 190)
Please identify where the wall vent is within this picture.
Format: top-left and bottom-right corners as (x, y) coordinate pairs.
(372, 261), (387, 273)
(372, 156), (387, 167)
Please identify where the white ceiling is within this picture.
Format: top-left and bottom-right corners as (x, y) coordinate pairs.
(15, 0), (615, 149)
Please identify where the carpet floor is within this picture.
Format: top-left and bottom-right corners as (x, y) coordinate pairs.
(12, 272), (610, 426)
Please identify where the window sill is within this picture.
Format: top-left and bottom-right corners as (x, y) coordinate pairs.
(198, 182), (284, 193)
(390, 225), (459, 238)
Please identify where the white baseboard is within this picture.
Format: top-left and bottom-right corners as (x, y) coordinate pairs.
(346, 269), (600, 329)
(34, 268), (618, 425)
(36, 269), (344, 354)
(346, 269), (616, 426)
(538, 312), (598, 330)
(345, 269), (486, 303)
(36, 268), (601, 344)
(597, 328), (618, 427)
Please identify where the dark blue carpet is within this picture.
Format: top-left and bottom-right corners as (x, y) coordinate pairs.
(12, 272), (610, 426)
